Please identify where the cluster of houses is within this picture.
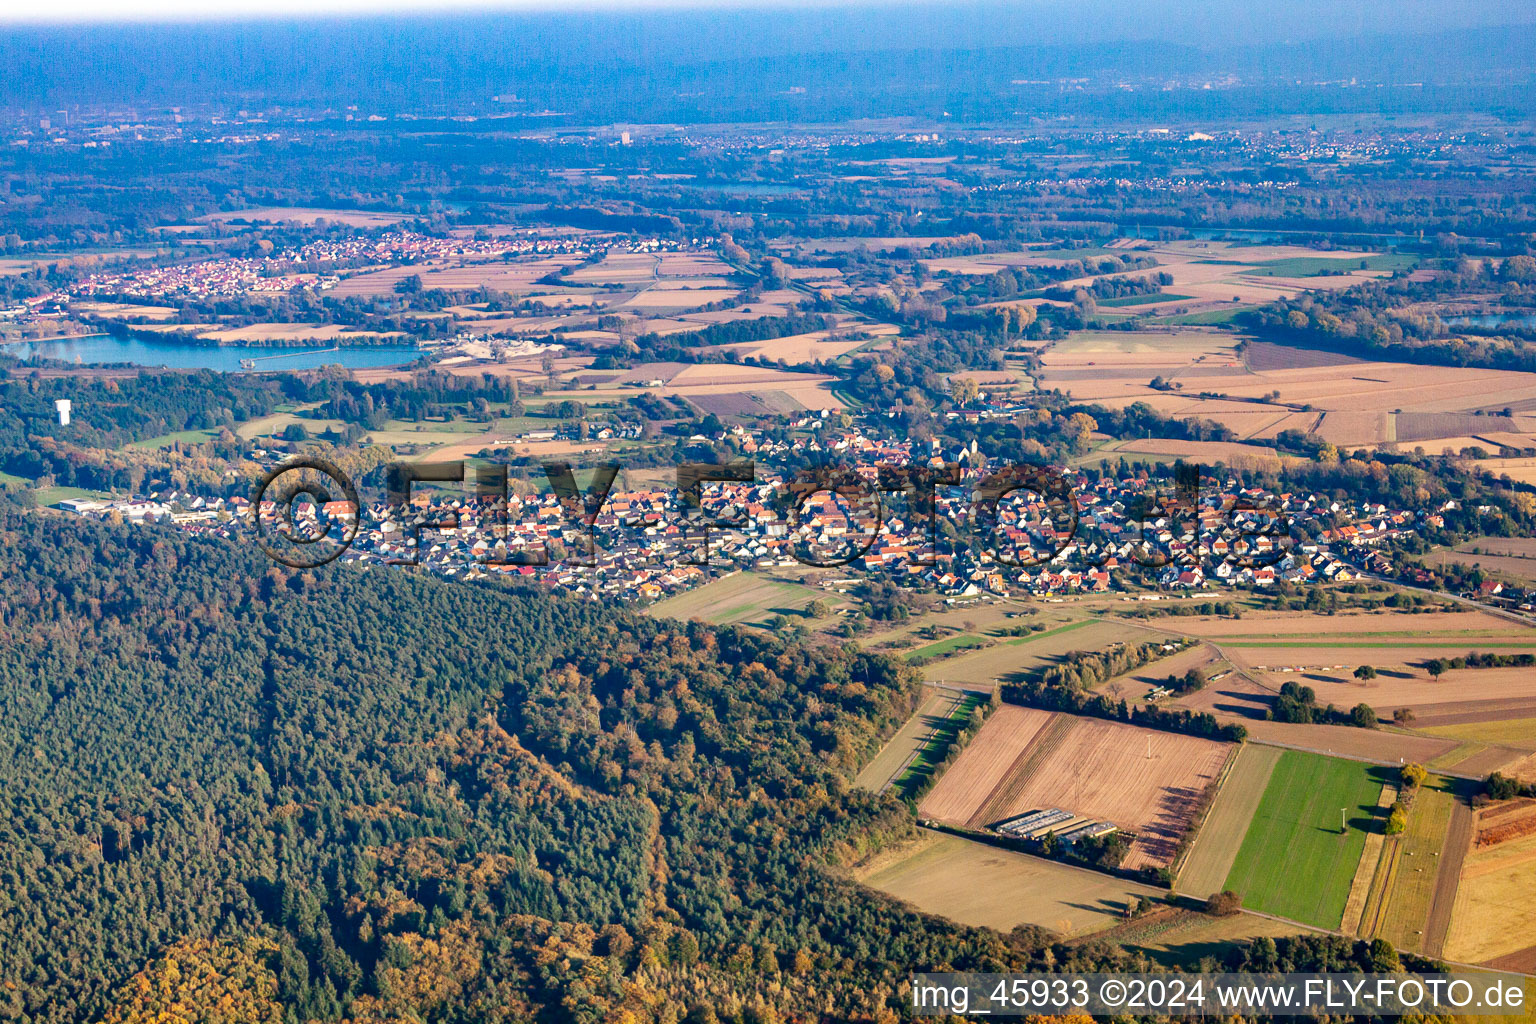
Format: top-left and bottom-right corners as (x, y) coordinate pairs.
(57, 230), (708, 304)
(48, 424), (1465, 609)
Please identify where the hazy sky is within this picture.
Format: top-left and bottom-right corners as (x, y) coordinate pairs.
(3, 0), (842, 20)
(4, 0), (1534, 39)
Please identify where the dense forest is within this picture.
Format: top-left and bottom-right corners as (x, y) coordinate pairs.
(0, 510), (1083, 1023)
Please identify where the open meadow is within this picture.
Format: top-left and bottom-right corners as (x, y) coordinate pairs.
(918, 618), (1177, 686)
(1222, 750), (1386, 928)
(1104, 909), (1321, 968)
(647, 571), (824, 625)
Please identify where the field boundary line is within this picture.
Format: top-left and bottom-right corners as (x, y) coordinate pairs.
(1341, 782), (1397, 935)
(1424, 796), (1474, 958)
(1170, 742), (1242, 883)
(1359, 836), (1402, 939)
(1248, 737), (1486, 781)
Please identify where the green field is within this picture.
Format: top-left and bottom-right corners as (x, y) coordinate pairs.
(907, 634), (990, 660)
(892, 694), (984, 798)
(1246, 254), (1418, 278)
(1003, 618), (1097, 646)
(647, 572), (822, 626)
(1223, 750), (1387, 928)
(1099, 292), (1193, 307)
(33, 485), (116, 506)
(1153, 307), (1255, 326)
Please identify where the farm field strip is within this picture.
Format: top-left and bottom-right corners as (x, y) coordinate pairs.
(892, 694), (985, 798)
(907, 634), (990, 660)
(1222, 750), (1384, 929)
(1424, 798), (1474, 958)
(858, 831), (1162, 939)
(1357, 834), (1402, 940)
(1176, 744), (1282, 899)
(916, 706), (1055, 824)
(854, 690), (963, 794)
(1003, 619), (1099, 646)
(1422, 719), (1536, 749)
(967, 715), (1074, 828)
(1341, 783), (1398, 936)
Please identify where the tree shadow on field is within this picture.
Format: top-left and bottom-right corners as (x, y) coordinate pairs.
(1208, 689), (1272, 719)
(1063, 898), (1139, 916)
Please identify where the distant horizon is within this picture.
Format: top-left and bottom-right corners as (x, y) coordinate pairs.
(5, 0), (1535, 42)
(0, 0), (882, 25)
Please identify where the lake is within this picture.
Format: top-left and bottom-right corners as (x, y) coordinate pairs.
(4, 334), (423, 372)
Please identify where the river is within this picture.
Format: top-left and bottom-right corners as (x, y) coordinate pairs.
(5, 333), (423, 372)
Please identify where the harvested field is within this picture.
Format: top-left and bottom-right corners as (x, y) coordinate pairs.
(721, 326), (891, 363)
(1426, 537), (1536, 586)
(1210, 663), (1536, 723)
(328, 257), (587, 298)
(857, 830), (1162, 938)
(1471, 458), (1536, 487)
(1341, 783), (1398, 936)
(647, 572), (822, 625)
(1243, 341), (1364, 372)
(1223, 750), (1388, 928)
(917, 706), (1055, 824)
(1045, 331), (1536, 450)
(1473, 798), (1536, 848)
(71, 301), (181, 320)
(1377, 778), (1464, 955)
(1177, 744), (1282, 898)
(1416, 710), (1536, 746)
(621, 287), (740, 310)
(1396, 412), (1517, 443)
(925, 711), (1232, 871)
(1230, 720), (1459, 765)
(1104, 644), (1219, 697)
(1172, 608), (1521, 640)
(1094, 438), (1286, 466)
(687, 391), (808, 417)
(1445, 822), (1536, 964)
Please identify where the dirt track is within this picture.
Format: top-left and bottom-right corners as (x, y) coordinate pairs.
(1424, 797), (1473, 957)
